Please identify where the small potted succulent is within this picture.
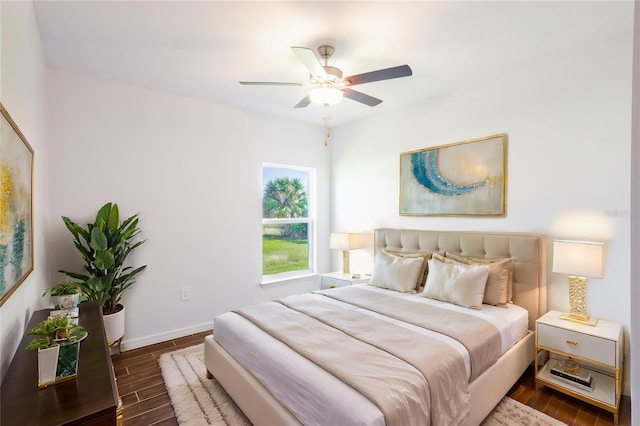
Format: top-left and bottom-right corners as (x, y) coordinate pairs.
(24, 315), (87, 388)
(42, 281), (80, 311)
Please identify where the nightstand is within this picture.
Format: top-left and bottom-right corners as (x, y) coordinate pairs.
(535, 310), (623, 424)
(320, 272), (370, 289)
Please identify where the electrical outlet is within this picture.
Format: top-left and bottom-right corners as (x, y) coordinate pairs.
(180, 286), (191, 301)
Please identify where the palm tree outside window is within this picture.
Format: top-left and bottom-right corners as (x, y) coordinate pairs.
(262, 164), (315, 283)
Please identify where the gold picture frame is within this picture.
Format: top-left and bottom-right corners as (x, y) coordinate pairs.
(0, 103), (34, 306)
(400, 134), (507, 216)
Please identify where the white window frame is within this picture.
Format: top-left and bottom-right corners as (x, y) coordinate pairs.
(261, 163), (316, 286)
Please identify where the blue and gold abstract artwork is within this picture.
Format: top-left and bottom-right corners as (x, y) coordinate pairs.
(400, 134), (506, 216)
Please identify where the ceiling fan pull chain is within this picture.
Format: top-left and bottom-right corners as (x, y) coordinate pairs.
(324, 117), (331, 147)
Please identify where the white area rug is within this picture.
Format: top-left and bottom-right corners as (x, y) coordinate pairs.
(481, 397), (567, 426)
(159, 344), (250, 425)
(160, 343), (567, 426)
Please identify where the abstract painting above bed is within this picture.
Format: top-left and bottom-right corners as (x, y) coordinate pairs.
(399, 134), (507, 216)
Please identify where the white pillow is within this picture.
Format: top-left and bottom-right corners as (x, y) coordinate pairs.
(420, 258), (490, 309)
(445, 252), (512, 307)
(369, 250), (424, 292)
(382, 249), (433, 290)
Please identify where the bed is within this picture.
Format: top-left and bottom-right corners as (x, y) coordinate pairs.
(204, 229), (547, 425)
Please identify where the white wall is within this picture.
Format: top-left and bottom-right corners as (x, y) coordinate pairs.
(331, 35), (633, 393)
(46, 69), (331, 349)
(0, 1), (50, 382)
(629, 0), (639, 421)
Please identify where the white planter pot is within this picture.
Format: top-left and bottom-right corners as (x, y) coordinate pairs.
(36, 332), (88, 389)
(38, 345), (60, 388)
(103, 305), (125, 348)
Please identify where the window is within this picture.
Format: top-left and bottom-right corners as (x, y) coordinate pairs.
(262, 163), (315, 282)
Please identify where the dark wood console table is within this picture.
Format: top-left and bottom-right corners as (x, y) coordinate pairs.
(0, 302), (122, 425)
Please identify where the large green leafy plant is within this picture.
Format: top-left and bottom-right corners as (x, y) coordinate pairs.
(60, 202), (147, 315)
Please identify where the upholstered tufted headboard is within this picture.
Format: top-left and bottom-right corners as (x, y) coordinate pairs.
(374, 229), (547, 330)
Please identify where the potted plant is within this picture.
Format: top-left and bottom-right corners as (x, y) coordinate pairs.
(59, 202), (147, 349)
(25, 315), (87, 388)
(42, 281), (80, 311)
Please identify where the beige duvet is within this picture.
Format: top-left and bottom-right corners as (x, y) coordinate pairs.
(235, 286), (501, 426)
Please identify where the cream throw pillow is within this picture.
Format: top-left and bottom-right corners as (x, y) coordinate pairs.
(382, 249), (432, 289)
(445, 253), (513, 307)
(421, 258), (490, 309)
(369, 250), (425, 292)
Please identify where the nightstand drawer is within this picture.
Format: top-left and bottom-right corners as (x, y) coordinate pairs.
(537, 323), (615, 366)
(321, 277), (351, 289)
(320, 272), (370, 290)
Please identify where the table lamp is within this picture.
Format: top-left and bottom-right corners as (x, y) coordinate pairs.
(329, 233), (363, 275)
(552, 240), (604, 326)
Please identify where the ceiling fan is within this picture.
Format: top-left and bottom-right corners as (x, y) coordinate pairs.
(240, 45), (412, 108)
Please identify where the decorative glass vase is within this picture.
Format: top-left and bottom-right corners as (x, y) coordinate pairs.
(54, 293), (80, 317)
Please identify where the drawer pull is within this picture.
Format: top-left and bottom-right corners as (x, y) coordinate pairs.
(566, 340), (578, 345)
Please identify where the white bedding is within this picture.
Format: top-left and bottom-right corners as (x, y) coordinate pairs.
(213, 284), (529, 426)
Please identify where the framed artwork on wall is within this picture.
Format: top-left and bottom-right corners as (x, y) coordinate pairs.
(0, 103), (34, 306)
(400, 134), (507, 216)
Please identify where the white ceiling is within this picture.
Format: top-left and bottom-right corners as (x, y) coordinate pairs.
(33, 1), (634, 127)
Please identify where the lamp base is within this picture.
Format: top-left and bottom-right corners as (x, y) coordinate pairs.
(342, 250), (350, 275)
(559, 312), (598, 326)
(565, 276), (597, 325)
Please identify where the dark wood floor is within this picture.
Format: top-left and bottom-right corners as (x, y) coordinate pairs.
(112, 331), (631, 426)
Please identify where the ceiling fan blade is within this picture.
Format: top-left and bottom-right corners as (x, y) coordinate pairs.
(342, 88), (382, 107)
(344, 65), (412, 86)
(239, 81), (303, 86)
(294, 95), (311, 109)
(291, 46), (328, 80)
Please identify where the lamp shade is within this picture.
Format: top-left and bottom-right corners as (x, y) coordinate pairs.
(552, 240), (604, 278)
(329, 233), (363, 251)
(309, 87), (343, 106)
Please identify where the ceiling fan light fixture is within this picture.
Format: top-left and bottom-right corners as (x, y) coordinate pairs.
(241, 45), (411, 108)
(309, 87), (343, 107)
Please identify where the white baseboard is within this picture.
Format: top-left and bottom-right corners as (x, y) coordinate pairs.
(119, 321), (213, 352)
